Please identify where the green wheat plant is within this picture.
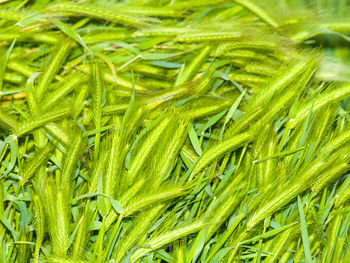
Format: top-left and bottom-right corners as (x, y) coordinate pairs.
(0, 0), (350, 262)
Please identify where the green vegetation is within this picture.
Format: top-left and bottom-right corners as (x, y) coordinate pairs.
(0, 0), (350, 262)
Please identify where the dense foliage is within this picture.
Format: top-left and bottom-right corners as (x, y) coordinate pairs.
(0, 0), (350, 262)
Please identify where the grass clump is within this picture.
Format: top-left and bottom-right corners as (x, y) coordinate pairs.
(0, 0), (350, 262)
